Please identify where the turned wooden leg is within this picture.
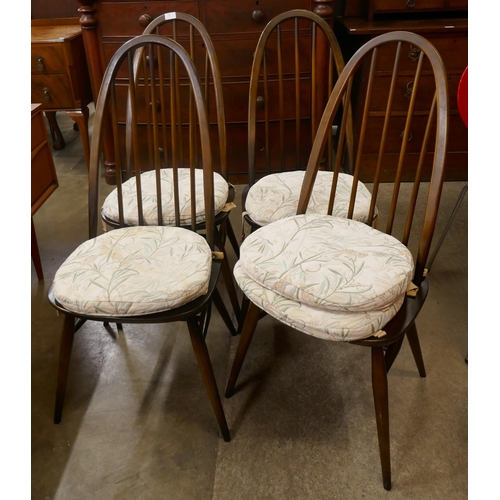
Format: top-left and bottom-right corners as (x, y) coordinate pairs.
(406, 322), (426, 378)
(225, 301), (261, 398)
(372, 346), (391, 491)
(54, 313), (76, 424)
(45, 111), (65, 150)
(67, 106), (90, 171)
(187, 317), (231, 442)
(31, 217), (44, 281)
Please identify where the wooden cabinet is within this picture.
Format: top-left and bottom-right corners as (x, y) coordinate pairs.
(75, 0), (335, 184)
(32, 103), (59, 280)
(335, 1), (467, 181)
(31, 18), (93, 168)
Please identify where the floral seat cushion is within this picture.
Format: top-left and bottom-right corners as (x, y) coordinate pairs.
(53, 226), (212, 317)
(238, 214), (414, 313)
(245, 171), (377, 226)
(234, 261), (406, 342)
(102, 168), (229, 226)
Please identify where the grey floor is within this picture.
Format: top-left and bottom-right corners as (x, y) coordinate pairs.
(32, 109), (468, 499)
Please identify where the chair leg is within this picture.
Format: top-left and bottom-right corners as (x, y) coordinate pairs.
(372, 346), (392, 491)
(54, 313), (76, 424)
(384, 336), (405, 374)
(225, 218), (240, 259)
(225, 301), (261, 398)
(238, 296), (251, 334)
(406, 322), (426, 378)
(187, 317), (231, 442)
(213, 288), (237, 336)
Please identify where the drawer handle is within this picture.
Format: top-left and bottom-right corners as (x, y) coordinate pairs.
(406, 0), (416, 8)
(139, 14), (152, 27)
(37, 56), (45, 71)
(404, 81), (414, 100)
(256, 95), (265, 109)
(408, 45), (421, 62)
(400, 130), (413, 142)
(252, 9), (265, 24)
(43, 87), (51, 103)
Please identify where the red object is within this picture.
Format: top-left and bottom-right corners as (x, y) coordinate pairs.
(457, 66), (468, 128)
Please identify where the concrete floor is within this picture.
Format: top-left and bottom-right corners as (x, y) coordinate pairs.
(31, 109), (467, 499)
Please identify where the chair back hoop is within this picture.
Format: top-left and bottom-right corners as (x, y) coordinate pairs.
(247, 9), (353, 187)
(296, 31), (449, 286)
(88, 34), (216, 248)
(457, 66), (468, 128)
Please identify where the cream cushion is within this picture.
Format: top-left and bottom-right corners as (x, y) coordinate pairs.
(238, 214), (414, 313)
(53, 226), (212, 317)
(102, 168), (229, 226)
(234, 261), (406, 342)
(245, 171), (377, 226)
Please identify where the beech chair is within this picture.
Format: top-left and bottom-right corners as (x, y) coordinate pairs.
(226, 31), (449, 488)
(242, 10), (375, 236)
(100, 12), (241, 327)
(48, 34), (232, 442)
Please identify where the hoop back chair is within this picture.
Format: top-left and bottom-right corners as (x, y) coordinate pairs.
(242, 10), (375, 236)
(48, 34), (232, 442)
(101, 12), (241, 327)
(226, 31), (449, 488)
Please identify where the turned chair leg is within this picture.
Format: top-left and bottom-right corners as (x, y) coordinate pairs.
(372, 346), (392, 491)
(54, 313), (76, 424)
(187, 317), (231, 442)
(225, 301), (261, 398)
(406, 322), (426, 377)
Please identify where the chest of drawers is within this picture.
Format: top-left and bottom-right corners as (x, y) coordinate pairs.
(31, 18), (93, 168)
(335, 1), (467, 181)
(76, 0), (335, 184)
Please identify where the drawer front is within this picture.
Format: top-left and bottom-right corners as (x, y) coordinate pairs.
(204, 0), (312, 34)
(372, 0), (447, 13)
(31, 43), (66, 74)
(373, 36), (468, 73)
(97, 2), (199, 37)
(369, 73), (462, 112)
(31, 110), (47, 151)
(32, 75), (74, 109)
(32, 142), (58, 211)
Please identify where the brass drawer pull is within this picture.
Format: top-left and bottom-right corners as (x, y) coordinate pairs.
(400, 130), (413, 142)
(43, 87), (51, 103)
(404, 81), (414, 100)
(37, 56), (45, 71)
(406, 0), (416, 8)
(408, 45), (421, 62)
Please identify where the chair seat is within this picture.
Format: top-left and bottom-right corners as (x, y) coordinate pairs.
(238, 214), (414, 313)
(245, 171), (377, 226)
(234, 261), (406, 341)
(102, 168), (229, 226)
(53, 226), (212, 317)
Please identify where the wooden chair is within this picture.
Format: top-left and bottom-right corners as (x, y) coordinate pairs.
(226, 31), (449, 488)
(242, 10), (375, 237)
(48, 34), (232, 442)
(101, 12), (241, 328)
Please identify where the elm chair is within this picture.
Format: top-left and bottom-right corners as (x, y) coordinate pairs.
(226, 31), (449, 488)
(101, 12), (241, 327)
(242, 10), (375, 236)
(48, 34), (232, 442)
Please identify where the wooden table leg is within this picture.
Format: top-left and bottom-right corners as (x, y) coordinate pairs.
(67, 106), (90, 171)
(45, 111), (65, 150)
(31, 217), (44, 280)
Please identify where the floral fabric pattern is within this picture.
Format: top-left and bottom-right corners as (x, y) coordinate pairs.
(53, 226), (212, 317)
(234, 261), (406, 341)
(239, 215), (414, 313)
(102, 168), (229, 226)
(245, 171), (377, 226)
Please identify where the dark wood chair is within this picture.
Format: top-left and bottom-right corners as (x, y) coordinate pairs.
(101, 12), (241, 329)
(242, 10), (367, 237)
(226, 31), (449, 488)
(48, 34), (233, 442)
